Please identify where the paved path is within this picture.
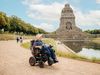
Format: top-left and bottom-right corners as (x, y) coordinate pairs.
(56, 40), (75, 53)
(0, 40), (100, 75)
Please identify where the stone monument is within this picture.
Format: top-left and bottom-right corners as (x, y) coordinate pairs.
(55, 4), (87, 41)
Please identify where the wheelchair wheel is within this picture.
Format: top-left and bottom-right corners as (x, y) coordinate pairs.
(29, 56), (36, 66)
(48, 57), (54, 66)
(39, 61), (44, 68)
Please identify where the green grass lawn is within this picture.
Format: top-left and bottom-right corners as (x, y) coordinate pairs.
(21, 42), (30, 49)
(0, 34), (15, 40)
(0, 33), (34, 41)
(92, 38), (100, 44)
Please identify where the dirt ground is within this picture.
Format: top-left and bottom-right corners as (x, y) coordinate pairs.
(0, 40), (100, 75)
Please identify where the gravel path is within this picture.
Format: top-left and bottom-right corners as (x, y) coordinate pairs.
(0, 40), (100, 75)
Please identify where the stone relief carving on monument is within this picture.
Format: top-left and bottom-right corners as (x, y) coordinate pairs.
(66, 22), (72, 30)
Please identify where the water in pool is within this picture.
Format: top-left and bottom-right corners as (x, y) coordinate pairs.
(64, 41), (100, 59)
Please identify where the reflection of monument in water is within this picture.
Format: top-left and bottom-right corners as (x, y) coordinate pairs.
(64, 41), (100, 53)
(56, 4), (87, 41)
(63, 41), (85, 53)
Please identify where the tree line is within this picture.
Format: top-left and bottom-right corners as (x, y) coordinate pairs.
(84, 29), (100, 34)
(0, 11), (47, 35)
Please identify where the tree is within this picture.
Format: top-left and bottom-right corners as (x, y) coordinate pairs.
(0, 11), (47, 35)
(84, 29), (100, 34)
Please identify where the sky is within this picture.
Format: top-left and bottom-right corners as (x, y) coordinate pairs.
(0, 0), (100, 32)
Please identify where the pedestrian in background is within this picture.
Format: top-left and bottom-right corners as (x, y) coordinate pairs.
(20, 36), (23, 43)
(16, 37), (19, 43)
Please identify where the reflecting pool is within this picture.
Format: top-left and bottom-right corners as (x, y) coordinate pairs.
(64, 41), (100, 59)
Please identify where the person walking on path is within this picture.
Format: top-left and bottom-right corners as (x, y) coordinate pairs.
(20, 36), (23, 43)
(16, 37), (19, 43)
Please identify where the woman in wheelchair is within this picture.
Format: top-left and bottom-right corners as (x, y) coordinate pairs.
(32, 39), (58, 63)
(29, 34), (58, 68)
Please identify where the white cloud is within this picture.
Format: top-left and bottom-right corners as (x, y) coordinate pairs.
(26, 2), (64, 22)
(22, 0), (100, 32)
(22, 0), (40, 5)
(22, 0), (64, 32)
(74, 9), (100, 27)
(96, 0), (100, 4)
(34, 23), (57, 32)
